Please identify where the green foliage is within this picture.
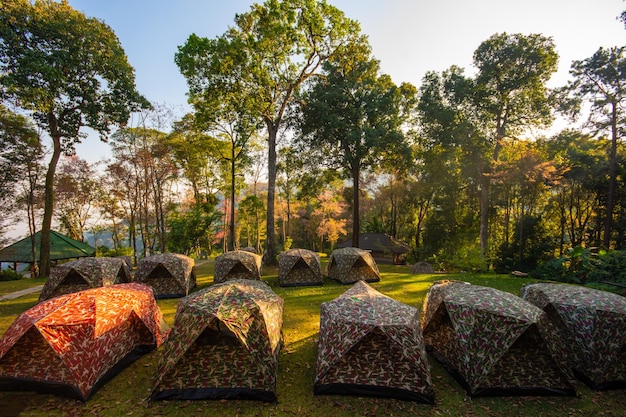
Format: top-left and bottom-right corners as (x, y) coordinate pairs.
(532, 248), (626, 287)
(532, 246), (600, 284)
(175, 0), (364, 263)
(282, 236), (293, 252)
(0, 268), (22, 282)
(100, 246), (133, 258)
(588, 249), (626, 284)
(0, 0), (149, 143)
(495, 215), (555, 273)
(167, 201), (221, 256)
(448, 246), (489, 273)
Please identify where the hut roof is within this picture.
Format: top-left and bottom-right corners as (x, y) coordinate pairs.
(337, 233), (410, 254)
(0, 231), (95, 263)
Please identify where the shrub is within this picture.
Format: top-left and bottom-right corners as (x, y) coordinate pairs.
(588, 249), (626, 284)
(530, 246), (626, 285)
(0, 268), (23, 281)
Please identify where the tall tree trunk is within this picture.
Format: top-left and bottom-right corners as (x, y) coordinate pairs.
(604, 102), (618, 249)
(263, 123), (278, 265)
(479, 170), (489, 257)
(286, 194), (291, 239)
(352, 164), (360, 248)
(228, 148), (236, 252)
(130, 211), (137, 266)
(39, 115), (62, 278)
(28, 187), (38, 277)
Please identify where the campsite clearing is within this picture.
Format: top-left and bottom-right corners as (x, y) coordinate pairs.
(0, 261), (624, 416)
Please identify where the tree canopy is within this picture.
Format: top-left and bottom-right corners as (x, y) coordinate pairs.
(295, 40), (416, 246)
(175, 0), (363, 265)
(0, 0), (148, 276)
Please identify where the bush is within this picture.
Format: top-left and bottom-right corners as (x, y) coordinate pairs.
(0, 268), (23, 281)
(588, 249), (626, 284)
(530, 257), (568, 282)
(531, 247), (626, 285)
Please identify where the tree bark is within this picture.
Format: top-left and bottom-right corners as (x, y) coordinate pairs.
(352, 164), (360, 248)
(263, 123), (279, 265)
(39, 130), (62, 278)
(479, 171), (489, 257)
(228, 146), (236, 251)
(604, 102), (618, 249)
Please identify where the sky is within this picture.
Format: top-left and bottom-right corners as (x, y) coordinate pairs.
(65, 0), (626, 162)
(5, 0), (626, 240)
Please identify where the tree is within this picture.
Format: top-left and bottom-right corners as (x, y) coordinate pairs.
(0, 0), (148, 276)
(194, 102), (258, 252)
(563, 46), (626, 248)
(0, 106), (39, 203)
(175, 0), (361, 265)
(54, 156), (99, 241)
(540, 130), (605, 253)
(417, 66), (489, 263)
(312, 190), (347, 252)
(168, 114), (225, 204)
(0, 105), (44, 268)
(110, 126), (178, 257)
(167, 196), (221, 256)
(295, 41), (416, 246)
(471, 33), (558, 256)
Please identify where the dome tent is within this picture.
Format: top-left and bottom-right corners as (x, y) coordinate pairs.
(213, 250), (262, 283)
(315, 281), (434, 403)
(278, 248), (323, 287)
(39, 257), (131, 302)
(521, 283), (626, 390)
(326, 247), (380, 284)
(134, 253), (196, 298)
(422, 280), (576, 397)
(151, 279), (283, 402)
(0, 283), (168, 401)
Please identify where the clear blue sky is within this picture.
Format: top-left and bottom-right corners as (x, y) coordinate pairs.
(68, 0), (626, 108)
(6, 0), (626, 240)
(66, 0), (626, 160)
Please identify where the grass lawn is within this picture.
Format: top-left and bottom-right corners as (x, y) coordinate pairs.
(0, 260), (625, 416)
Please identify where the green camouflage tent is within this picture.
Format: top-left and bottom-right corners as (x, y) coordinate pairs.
(326, 247), (380, 284)
(521, 283), (626, 390)
(214, 250), (262, 284)
(134, 253), (196, 298)
(278, 248), (323, 287)
(315, 281), (434, 402)
(151, 279), (283, 402)
(422, 280), (576, 397)
(39, 257), (132, 302)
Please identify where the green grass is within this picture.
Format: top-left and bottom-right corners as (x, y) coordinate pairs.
(0, 261), (625, 416)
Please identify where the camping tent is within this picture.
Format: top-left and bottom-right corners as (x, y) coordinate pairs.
(134, 253), (196, 298)
(422, 280), (576, 397)
(213, 250), (262, 284)
(0, 283), (169, 401)
(278, 248), (323, 287)
(326, 247), (380, 284)
(39, 257), (132, 302)
(151, 279), (283, 402)
(315, 281), (434, 403)
(337, 233), (410, 264)
(0, 230), (95, 270)
(521, 283), (626, 390)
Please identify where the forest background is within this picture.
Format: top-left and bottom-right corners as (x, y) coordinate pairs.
(2, 0), (626, 283)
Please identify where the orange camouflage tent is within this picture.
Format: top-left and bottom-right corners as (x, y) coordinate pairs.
(0, 283), (169, 400)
